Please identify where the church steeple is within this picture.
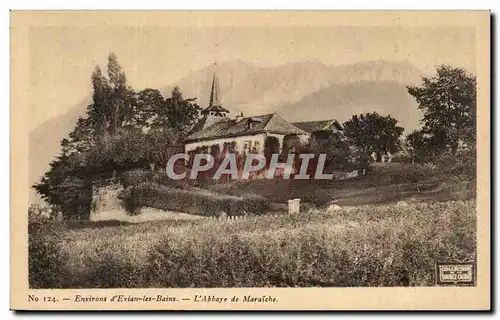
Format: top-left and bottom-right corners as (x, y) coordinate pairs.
(201, 63), (229, 117)
(208, 63), (221, 108)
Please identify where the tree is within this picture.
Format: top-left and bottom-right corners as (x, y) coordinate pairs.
(264, 136), (280, 169)
(34, 53), (203, 219)
(60, 67), (109, 155)
(33, 152), (92, 220)
(343, 112), (404, 162)
(264, 136), (280, 154)
(407, 65), (476, 155)
(300, 131), (352, 173)
(133, 88), (165, 130)
(164, 86), (201, 137)
(404, 129), (434, 163)
(145, 128), (179, 169)
(88, 65), (110, 136)
(106, 53), (137, 133)
(84, 128), (150, 175)
(317, 131), (351, 170)
(281, 134), (300, 155)
(33, 53), (136, 219)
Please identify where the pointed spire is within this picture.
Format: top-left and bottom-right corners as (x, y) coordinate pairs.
(201, 62), (229, 117)
(208, 63), (221, 107)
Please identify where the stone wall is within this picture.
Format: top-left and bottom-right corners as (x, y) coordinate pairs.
(90, 182), (129, 221)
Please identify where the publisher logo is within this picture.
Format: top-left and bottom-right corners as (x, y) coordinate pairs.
(436, 262), (475, 286)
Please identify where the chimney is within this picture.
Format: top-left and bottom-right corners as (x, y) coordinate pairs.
(235, 111), (244, 123)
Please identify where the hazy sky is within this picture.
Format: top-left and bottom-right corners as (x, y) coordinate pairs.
(28, 25), (476, 130)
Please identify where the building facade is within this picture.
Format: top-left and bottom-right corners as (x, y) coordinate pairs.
(184, 64), (341, 155)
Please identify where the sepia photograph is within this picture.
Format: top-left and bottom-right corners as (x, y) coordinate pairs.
(10, 10), (490, 310)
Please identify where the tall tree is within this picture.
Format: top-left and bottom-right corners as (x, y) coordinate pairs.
(106, 53), (136, 133)
(343, 112), (404, 162)
(164, 86), (200, 137)
(34, 53), (202, 219)
(407, 65), (476, 155)
(89, 65), (110, 136)
(60, 67), (109, 155)
(34, 53), (134, 219)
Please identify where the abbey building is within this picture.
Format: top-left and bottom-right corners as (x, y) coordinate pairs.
(184, 64), (342, 154)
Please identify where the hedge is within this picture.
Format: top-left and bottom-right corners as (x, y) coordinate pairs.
(118, 182), (269, 217)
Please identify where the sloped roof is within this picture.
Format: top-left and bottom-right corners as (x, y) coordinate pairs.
(185, 113), (307, 143)
(201, 105), (230, 114)
(292, 119), (343, 133)
(189, 115), (228, 133)
(265, 114), (308, 135)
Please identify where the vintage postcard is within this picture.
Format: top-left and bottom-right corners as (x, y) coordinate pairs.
(11, 11), (490, 310)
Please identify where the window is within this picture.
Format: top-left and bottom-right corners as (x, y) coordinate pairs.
(247, 119), (254, 130)
(253, 141), (261, 153)
(230, 141), (238, 152)
(243, 140), (252, 153)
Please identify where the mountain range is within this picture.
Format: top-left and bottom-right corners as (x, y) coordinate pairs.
(165, 59), (424, 119)
(29, 59), (425, 204)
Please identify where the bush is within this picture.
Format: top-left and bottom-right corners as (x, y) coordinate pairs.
(390, 152), (412, 163)
(121, 169), (152, 188)
(152, 170), (194, 189)
(28, 230), (68, 288)
(436, 150), (476, 179)
(229, 194), (269, 216)
(28, 204), (62, 224)
(367, 163), (439, 188)
(117, 186), (141, 215)
(403, 164), (438, 192)
(74, 252), (146, 288)
(29, 204), (50, 224)
(119, 182), (269, 216)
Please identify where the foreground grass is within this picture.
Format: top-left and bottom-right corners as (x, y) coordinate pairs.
(30, 200), (475, 288)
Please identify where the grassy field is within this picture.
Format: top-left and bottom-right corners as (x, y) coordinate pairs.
(30, 199), (476, 288)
